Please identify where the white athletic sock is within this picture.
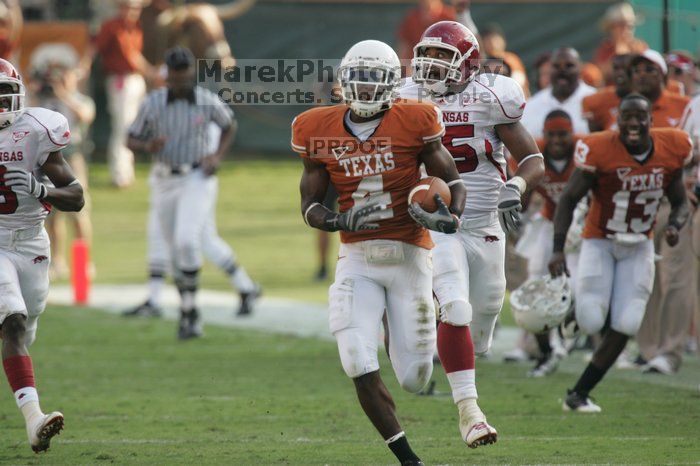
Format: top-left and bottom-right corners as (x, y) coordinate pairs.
(148, 276), (165, 307)
(15, 387), (42, 423)
(181, 290), (196, 311)
(447, 369), (478, 404)
(231, 267), (255, 294)
(457, 397), (485, 425)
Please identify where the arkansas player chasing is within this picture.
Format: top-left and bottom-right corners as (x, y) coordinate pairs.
(398, 22), (544, 447)
(0, 59), (84, 451)
(294, 40), (466, 465)
(550, 93), (691, 412)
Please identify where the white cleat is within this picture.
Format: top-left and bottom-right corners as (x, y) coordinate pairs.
(458, 399), (497, 449)
(562, 390), (602, 413)
(462, 420), (498, 449)
(27, 411), (64, 453)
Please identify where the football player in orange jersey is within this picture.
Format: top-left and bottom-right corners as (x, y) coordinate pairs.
(582, 54), (633, 132)
(549, 93), (691, 412)
(293, 40), (466, 465)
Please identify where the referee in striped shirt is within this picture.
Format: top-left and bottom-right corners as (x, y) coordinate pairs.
(127, 46), (235, 339)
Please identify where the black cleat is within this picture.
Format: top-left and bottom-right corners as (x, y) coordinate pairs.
(123, 300), (162, 318)
(237, 284), (261, 316)
(178, 308), (203, 340)
(314, 264), (328, 281)
(562, 389), (601, 413)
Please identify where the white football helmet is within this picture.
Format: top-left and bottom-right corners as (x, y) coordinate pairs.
(510, 275), (573, 333)
(338, 40), (401, 118)
(0, 59), (25, 130)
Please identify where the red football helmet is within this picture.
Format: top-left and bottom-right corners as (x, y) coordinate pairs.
(0, 59), (24, 129)
(412, 21), (480, 95)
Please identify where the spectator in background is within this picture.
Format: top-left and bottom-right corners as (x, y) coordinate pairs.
(29, 45), (96, 280)
(92, 0), (158, 188)
(397, 0), (455, 61)
(666, 51), (698, 97)
(480, 23), (529, 96)
(582, 54), (633, 132)
(452, 0), (478, 36)
(594, 2), (647, 85)
(533, 52), (552, 91)
(631, 49), (692, 375)
(522, 47), (595, 138)
(0, 0), (20, 60)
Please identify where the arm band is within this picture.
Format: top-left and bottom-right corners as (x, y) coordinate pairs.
(518, 153), (544, 166)
(303, 202), (322, 226)
(446, 179), (463, 187)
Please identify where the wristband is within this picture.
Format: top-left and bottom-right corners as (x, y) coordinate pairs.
(446, 179), (463, 187)
(506, 175), (527, 195)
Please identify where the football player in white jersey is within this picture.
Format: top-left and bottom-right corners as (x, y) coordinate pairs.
(398, 21), (544, 448)
(0, 59), (84, 452)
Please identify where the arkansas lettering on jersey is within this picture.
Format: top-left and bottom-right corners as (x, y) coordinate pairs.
(0, 107), (70, 229)
(575, 128), (692, 239)
(291, 102), (445, 249)
(397, 73), (525, 219)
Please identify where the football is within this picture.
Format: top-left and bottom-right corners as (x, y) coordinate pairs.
(407, 176), (452, 213)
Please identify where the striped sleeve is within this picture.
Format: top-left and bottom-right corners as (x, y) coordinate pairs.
(128, 94), (156, 140)
(203, 89), (234, 129)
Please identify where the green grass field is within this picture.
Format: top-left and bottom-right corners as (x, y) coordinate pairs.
(1, 306), (699, 464)
(2, 161), (699, 464)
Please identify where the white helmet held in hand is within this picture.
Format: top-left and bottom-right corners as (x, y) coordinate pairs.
(338, 40), (401, 118)
(510, 275), (573, 333)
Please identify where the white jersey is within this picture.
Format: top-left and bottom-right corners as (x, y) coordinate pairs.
(0, 107), (70, 229)
(398, 73), (526, 219)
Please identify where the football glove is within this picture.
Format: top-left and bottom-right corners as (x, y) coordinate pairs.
(497, 183), (522, 233)
(408, 194), (459, 234)
(3, 169), (47, 199)
(333, 201), (385, 232)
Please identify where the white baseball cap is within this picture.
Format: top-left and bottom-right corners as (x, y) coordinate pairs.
(631, 49), (668, 75)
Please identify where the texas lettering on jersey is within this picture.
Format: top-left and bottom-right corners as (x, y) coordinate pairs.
(291, 101), (445, 249)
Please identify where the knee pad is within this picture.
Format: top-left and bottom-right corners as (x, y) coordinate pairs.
(396, 359), (433, 394)
(334, 328), (378, 379)
(575, 295), (607, 335)
(612, 298), (647, 336)
(439, 300), (472, 326)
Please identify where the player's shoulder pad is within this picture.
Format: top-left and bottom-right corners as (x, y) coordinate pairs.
(22, 107), (70, 148)
(291, 105), (341, 156)
(653, 127), (693, 167)
(574, 131), (615, 172)
(473, 73), (525, 123)
(393, 100), (445, 142)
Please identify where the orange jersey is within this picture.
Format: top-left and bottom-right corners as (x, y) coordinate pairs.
(291, 102), (445, 249)
(582, 86), (619, 131)
(583, 89), (689, 131)
(574, 128), (692, 239)
(510, 139), (576, 221)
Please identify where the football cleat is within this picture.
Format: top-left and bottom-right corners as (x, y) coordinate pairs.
(527, 352), (561, 378)
(237, 284), (262, 317)
(463, 421), (498, 449)
(562, 390), (601, 413)
(28, 411), (64, 453)
(458, 400), (497, 448)
(178, 309), (203, 340)
(123, 301), (162, 318)
(642, 355), (674, 375)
